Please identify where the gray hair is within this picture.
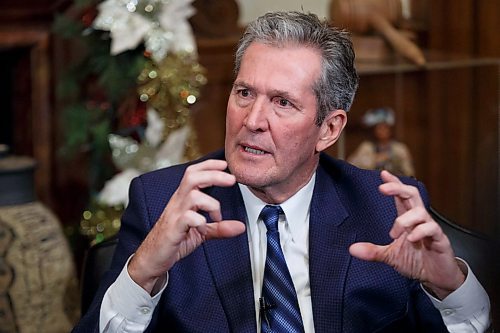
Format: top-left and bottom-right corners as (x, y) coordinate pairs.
(234, 11), (359, 126)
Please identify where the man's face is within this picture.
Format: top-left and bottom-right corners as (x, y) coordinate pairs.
(225, 42), (333, 203)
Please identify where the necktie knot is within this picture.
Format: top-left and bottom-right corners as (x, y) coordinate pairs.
(260, 205), (282, 232)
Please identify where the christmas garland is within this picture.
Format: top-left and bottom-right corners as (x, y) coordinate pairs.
(54, 0), (206, 243)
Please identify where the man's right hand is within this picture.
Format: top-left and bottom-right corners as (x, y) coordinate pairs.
(128, 159), (246, 294)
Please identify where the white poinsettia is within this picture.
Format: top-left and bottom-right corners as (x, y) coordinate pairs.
(99, 109), (191, 207)
(154, 125), (190, 169)
(156, 0), (196, 54)
(93, 0), (149, 55)
(93, 0), (197, 62)
(145, 107), (165, 147)
(98, 168), (140, 207)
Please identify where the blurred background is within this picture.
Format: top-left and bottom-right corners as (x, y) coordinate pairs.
(0, 0), (498, 331)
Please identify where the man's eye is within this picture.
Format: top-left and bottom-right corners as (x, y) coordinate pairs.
(275, 97), (293, 108)
(279, 98), (289, 107)
(237, 89), (250, 97)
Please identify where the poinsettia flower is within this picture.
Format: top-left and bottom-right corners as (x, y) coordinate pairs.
(101, 122), (191, 207)
(145, 108), (165, 147)
(98, 168), (140, 207)
(156, 0), (196, 54)
(155, 125), (190, 168)
(93, 0), (151, 55)
(92, 0), (196, 62)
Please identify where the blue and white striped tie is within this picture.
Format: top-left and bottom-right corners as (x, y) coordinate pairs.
(260, 205), (304, 333)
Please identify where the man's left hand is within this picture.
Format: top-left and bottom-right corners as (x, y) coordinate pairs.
(349, 170), (465, 299)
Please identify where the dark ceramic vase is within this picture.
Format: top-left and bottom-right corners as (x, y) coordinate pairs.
(0, 148), (77, 332)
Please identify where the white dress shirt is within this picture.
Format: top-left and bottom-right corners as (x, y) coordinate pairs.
(239, 175), (316, 332)
(100, 173), (491, 332)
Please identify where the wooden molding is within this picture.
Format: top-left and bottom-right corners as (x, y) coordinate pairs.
(0, 0), (69, 22)
(0, 27), (53, 207)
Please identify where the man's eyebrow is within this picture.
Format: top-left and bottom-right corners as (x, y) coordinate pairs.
(232, 80), (253, 89)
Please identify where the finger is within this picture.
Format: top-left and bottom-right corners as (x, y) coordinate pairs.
(389, 206), (429, 239)
(188, 159), (229, 173)
(379, 182), (423, 206)
(183, 210), (208, 235)
(182, 170), (236, 191)
(184, 190), (224, 222)
(177, 160), (236, 195)
(349, 242), (388, 263)
(404, 219), (447, 245)
(205, 220), (246, 240)
(380, 169), (402, 184)
(379, 170), (424, 213)
(164, 193), (221, 229)
(179, 165), (236, 194)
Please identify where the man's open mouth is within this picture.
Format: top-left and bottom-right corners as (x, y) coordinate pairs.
(244, 146), (266, 155)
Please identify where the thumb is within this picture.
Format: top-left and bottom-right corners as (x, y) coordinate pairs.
(349, 242), (386, 262)
(205, 220), (246, 240)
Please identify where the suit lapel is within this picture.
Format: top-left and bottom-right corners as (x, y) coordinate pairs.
(202, 184), (257, 333)
(309, 165), (354, 333)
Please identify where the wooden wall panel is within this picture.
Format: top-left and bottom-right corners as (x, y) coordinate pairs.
(428, 0), (475, 54)
(426, 68), (476, 226)
(476, 0), (500, 57)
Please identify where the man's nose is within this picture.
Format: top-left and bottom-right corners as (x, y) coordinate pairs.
(244, 98), (269, 132)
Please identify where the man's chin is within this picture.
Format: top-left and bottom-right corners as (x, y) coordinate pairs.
(230, 168), (268, 188)
(226, 153), (273, 184)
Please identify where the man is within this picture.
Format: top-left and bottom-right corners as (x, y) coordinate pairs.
(74, 11), (490, 333)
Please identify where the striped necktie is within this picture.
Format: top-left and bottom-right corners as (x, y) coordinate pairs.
(260, 205), (304, 333)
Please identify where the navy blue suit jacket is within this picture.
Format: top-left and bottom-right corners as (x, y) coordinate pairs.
(73, 150), (448, 332)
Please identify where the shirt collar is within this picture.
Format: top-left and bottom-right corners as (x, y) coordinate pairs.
(238, 173), (316, 241)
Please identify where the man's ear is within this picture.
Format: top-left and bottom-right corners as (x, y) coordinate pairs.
(316, 109), (347, 152)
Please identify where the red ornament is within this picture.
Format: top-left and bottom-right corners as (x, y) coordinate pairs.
(129, 102), (147, 127)
(81, 6), (98, 28)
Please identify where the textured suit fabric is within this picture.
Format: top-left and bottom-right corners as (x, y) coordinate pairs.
(73, 149), (449, 333)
